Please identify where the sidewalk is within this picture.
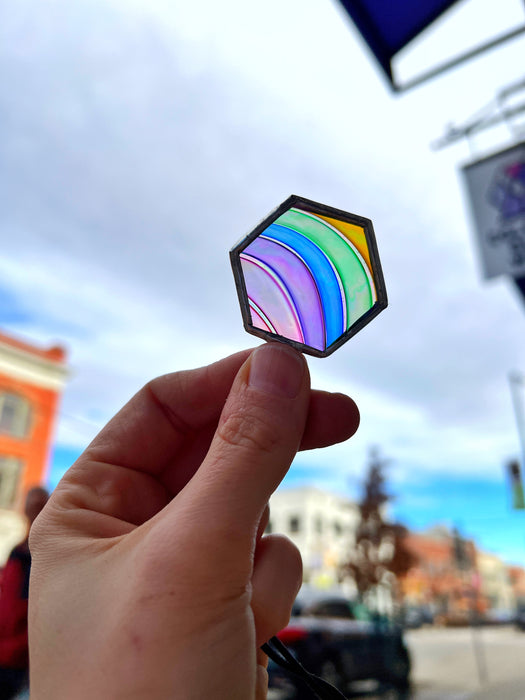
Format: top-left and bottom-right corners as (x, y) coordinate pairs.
(467, 678), (525, 700)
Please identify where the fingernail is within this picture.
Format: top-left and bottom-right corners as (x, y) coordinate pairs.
(248, 344), (305, 399)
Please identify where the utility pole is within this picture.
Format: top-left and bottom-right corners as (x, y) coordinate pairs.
(509, 372), (525, 509)
(509, 372), (525, 466)
(453, 526), (488, 686)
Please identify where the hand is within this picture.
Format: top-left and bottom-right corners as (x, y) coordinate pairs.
(29, 343), (359, 699)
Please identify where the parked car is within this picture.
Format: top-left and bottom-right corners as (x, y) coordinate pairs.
(397, 604), (435, 629)
(515, 604), (525, 631)
(267, 594), (411, 699)
(434, 609), (471, 627)
(481, 608), (515, 625)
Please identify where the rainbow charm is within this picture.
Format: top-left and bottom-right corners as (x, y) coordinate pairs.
(230, 195), (387, 357)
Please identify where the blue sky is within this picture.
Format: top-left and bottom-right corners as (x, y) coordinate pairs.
(3, 0), (525, 566)
(49, 443), (525, 567)
(280, 456), (525, 565)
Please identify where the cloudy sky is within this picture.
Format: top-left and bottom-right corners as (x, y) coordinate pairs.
(2, 0), (525, 562)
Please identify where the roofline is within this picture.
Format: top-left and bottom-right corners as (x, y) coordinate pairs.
(0, 331), (67, 364)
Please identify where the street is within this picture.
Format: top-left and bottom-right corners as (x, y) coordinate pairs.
(315, 625), (525, 700)
(406, 625), (525, 699)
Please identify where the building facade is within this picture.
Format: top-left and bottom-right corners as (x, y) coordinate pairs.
(401, 527), (480, 622)
(0, 332), (68, 562)
(476, 550), (514, 614)
(508, 565), (525, 606)
(400, 526), (522, 622)
(268, 486), (360, 590)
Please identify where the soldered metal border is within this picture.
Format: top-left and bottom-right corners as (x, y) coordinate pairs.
(230, 194), (388, 358)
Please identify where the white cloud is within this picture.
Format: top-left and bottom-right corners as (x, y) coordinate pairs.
(1, 0), (525, 491)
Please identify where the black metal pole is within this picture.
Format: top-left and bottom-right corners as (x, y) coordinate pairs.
(395, 25), (525, 93)
(514, 276), (525, 305)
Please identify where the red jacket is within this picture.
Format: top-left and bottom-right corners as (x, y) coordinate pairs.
(0, 542), (31, 669)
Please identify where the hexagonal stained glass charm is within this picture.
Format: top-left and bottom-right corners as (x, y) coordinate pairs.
(230, 195), (388, 358)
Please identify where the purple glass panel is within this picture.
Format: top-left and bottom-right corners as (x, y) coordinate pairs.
(242, 237), (325, 350)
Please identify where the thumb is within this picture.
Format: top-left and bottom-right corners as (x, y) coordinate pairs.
(181, 343), (310, 546)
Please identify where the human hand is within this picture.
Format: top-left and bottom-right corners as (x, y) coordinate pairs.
(29, 343), (359, 699)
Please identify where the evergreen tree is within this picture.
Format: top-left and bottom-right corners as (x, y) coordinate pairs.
(343, 448), (417, 605)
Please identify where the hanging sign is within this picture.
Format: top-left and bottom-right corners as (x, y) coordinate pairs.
(462, 141), (525, 280)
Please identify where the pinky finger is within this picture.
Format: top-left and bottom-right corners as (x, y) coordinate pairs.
(255, 663), (269, 700)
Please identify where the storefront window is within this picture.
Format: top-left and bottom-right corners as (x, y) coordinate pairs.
(0, 455), (23, 509)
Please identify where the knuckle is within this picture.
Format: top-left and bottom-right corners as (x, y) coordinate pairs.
(28, 517), (43, 553)
(217, 407), (281, 456)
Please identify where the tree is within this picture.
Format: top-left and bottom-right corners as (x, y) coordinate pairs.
(342, 448), (417, 606)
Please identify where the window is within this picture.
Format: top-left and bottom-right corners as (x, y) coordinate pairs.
(0, 456), (23, 509)
(314, 516), (323, 534)
(0, 392), (32, 438)
(289, 515), (301, 533)
(334, 520), (343, 536)
(265, 520), (273, 534)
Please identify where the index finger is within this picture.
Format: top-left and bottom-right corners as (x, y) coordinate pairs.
(79, 349), (359, 480)
(55, 348), (359, 530)
(82, 348), (253, 474)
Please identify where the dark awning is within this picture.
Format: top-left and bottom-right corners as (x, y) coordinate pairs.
(337, 0), (525, 91)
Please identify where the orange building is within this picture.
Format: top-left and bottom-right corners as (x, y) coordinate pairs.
(400, 528), (482, 621)
(0, 331), (68, 512)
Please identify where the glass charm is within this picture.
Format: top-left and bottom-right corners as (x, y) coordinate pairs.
(230, 195), (387, 357)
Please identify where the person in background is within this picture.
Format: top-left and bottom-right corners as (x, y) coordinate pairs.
(0, 487), (49, 700)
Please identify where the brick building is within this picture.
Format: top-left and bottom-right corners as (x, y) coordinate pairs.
(0, 331), (68, 562)
(398, 526), (525, 623)
(400, 526), (480, 621)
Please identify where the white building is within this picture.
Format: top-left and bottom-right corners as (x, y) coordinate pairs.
(477, 550), (515, 614)
(268, 486), (360, 591)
